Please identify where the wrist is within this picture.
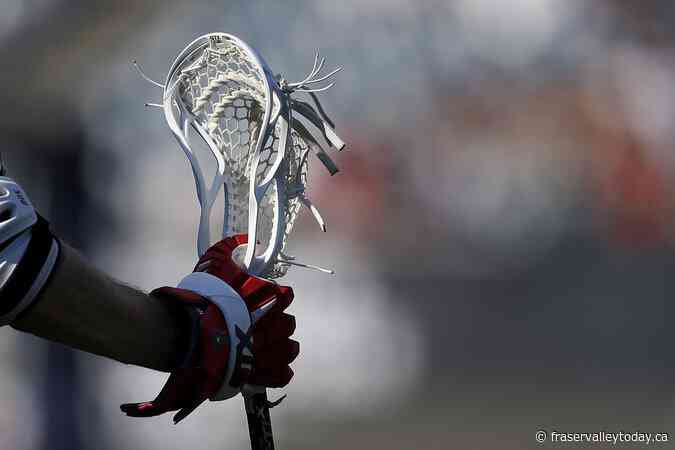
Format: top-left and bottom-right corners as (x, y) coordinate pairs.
(177, 272), (252, 400)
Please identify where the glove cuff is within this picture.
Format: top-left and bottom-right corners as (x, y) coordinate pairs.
(177, 272), (252, 400)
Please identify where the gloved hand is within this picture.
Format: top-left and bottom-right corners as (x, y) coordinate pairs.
(120, 234), (298, 423)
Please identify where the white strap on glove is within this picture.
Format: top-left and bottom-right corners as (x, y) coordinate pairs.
(177, 271), (252, 400)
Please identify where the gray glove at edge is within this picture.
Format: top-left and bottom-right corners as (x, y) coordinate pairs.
(0, 167), (60, 325)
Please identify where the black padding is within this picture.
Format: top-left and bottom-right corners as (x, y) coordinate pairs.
(0, 214), (59, 318)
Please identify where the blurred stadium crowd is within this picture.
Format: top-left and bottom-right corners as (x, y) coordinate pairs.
(1, 1), (675, 449)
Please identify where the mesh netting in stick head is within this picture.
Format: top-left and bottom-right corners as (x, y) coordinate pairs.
(157, 33), (344, 279)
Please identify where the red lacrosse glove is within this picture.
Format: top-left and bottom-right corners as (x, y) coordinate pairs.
(120, 235), (298, 423)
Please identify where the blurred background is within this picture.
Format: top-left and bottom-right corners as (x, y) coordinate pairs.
(1, 0), (675, 449)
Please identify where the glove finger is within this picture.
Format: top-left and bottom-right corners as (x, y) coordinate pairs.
(196, 235), (248, 274)
(269, 285), (293, 312)
(221, 234), (248, 249)
(196, 256), (244, 277)
(244, 284), (294, 319)
(120, 401), (171, 418)
(252, 313), (296, 351)
(277, 285), (294, 304)
(172, 398), (207, 424)
(254, 339), (300, 369)
(198, 260), (249, 287)
(197, 237), (247, 271)
(254, 312), (296, 340)
(239, 279), (279, 309)
(250, 366), (294, 388)
(120, 370), (204, 418)
(211, 234), (248, 253)
(200, 246), (240, 264)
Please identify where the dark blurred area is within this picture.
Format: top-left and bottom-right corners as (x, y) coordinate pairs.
(1, 1), (675, 449)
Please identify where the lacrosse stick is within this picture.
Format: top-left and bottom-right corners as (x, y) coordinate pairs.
(136, 33), (345, 450)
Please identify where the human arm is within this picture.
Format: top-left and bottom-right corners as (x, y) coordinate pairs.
(0, 174), (298, 423)
(11, 240), (189, 372)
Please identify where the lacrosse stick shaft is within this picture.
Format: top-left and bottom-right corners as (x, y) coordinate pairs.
(243, 392), (275, 450)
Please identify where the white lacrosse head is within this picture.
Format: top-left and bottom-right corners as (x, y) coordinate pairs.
(147, 33), (344, 279)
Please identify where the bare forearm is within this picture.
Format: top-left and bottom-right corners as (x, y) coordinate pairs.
(11, 241), (188, 372)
